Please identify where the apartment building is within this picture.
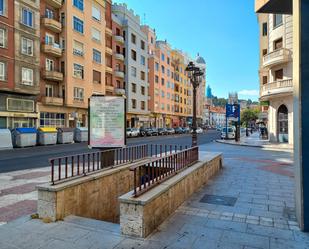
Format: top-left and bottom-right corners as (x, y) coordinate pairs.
(112, 3), (150, 128)
(0, 0), (40, 129)
(38, 0), (107, 128)
(258, 13), (293, 144)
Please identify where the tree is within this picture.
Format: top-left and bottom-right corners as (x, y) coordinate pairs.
(241, 108), (259, 126)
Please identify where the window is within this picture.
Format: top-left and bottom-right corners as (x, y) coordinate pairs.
(45, 9), (54, 19)
(73, 63), (84, 79)
(46, 59), (54, 71)
(131, 66), (137, 77)
(131, 49), (136, 61)
(262, 49), (268, 56)
(73, 0), (84, 11)
(141, 40), (145, 50)
(155, 62), (159, 71)
(141, 71), (145, 81)
(151, 37), (154, 44)
(140, 55), (145, 66)
(262, 22), (267, 36)
(131, 33), (136, 44)
(73, 17), (84, 34)
(273, 14), (283, 28)
(21, 37), (33, 56)
(74, 87), (84, 101)
(93, 70), (101, 83)
(132, 99), (136, 109)
(167, 69), (170, 77)
(167, 57), (170, 65)
(161, 65), (165, 74)
(274, 69), (283, 81)
(132, 83), (136, 93)
(0, 62), (6, 81)
(161, 78), (165, 86)
(161, 103), (164, 110)
(274, 38), (283, 50)
(155, 75), (159, 83)
(141, 101), (145, 110)
(161, 53), (165, 61)
(45, 34), (54, 45)
(21, 68), (33, 86)
(161, 90), (165, 98)
(40, 112), (65, 127)
(73, 40), (84, 56)
(0, 28), (6, 47)
(92, 4), (101, 21)
(155, 88), (159, 96)
(92, 28), (101, 42)
(167, 93), (170, 99)
(60, 12), (65, 26)
(92, 49), (101, 63)
(262, 76), (268, 84)
(45, 84), (53, 97)
(21, 8), (33, 27)
(0, 0), (6, 16)
(141, 86), (145, 95)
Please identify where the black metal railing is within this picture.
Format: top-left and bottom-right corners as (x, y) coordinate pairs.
(50, 144), (190, 185)
(130, 146), (199, 197)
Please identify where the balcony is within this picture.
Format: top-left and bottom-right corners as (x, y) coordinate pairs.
(105, 27), (113, 36)
(106, 47), (113, 55)
(115, 53), (124, 61)
(260, 78), (293, 100)
(105, 65), (113, 74)
(45, 0), (62, 9)
(42, 18), (62, 33)
(255, 0), (292, 14)
(42, 70), (63, 82)
(114, 35), (124, 44)
(114, 88), (125, 96)
(262, 48), (292, 68)
(42, 43), (62, 57)
(114, 70), (125, 79)
(41, 96), (63, 106)
(105, 85), (114, 92)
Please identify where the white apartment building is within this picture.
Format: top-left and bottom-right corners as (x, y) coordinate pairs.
(258, 13), (293, 144)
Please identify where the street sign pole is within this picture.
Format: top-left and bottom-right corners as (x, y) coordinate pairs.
(225, 104), (228, 140)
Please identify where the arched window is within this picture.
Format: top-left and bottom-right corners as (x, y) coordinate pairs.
(278, 105), (288, 143)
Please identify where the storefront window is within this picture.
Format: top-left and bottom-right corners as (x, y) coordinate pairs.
(40, 112), (65, 127)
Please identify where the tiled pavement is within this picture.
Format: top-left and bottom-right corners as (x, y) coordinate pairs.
(0, 142), (308, 249)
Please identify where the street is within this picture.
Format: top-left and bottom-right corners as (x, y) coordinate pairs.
(0, 130), (220, 173)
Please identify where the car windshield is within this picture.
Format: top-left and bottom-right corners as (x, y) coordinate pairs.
(222, 128), (233, 133)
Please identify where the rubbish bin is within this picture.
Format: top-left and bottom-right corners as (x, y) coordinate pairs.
(12, 128), (37, 148)
(0, 129), (13, 150)
(74, 127), (88, 142)
(38, 127), (57, 145)
(57, 128), (74, 144)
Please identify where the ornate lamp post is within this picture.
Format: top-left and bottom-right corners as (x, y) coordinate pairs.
(185, 62), (204, 147)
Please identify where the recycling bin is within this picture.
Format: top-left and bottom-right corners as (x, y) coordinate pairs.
(12, 128), (37, 148)
(57, 128), (74, 144)
(74, 127), (88, 142)
(38, 127), (57, 145)
(0, 129), (13, 150)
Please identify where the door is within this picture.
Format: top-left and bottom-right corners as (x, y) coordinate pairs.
(277, 105), (288, 143)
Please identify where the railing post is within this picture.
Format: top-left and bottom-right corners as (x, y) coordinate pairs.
(51, 159), (54, 184)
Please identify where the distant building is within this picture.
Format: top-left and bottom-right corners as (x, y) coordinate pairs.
(209, 106), (225, 127)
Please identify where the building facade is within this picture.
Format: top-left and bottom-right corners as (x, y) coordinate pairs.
(209, 106), (226, 128)
(258, 13), (293, 144)
(112, 3), (150, 128)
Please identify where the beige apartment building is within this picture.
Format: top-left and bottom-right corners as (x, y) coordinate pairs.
(38, 0), (107, 127)
(258, 13), (293, 144)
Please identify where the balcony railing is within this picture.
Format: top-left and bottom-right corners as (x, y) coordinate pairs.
(42, 69), (63, 81)
(42, 17), (62, 33)
(115, 70), (125, 79)
(42, 96), (64, 106)
(114, 35), (125, 44)
(263, 48), (292, 68)
(42, 42), (62, 57)
(45, 0), (62, 8)
(114, 53), (124, 61)
(115, 88), (125, 96)
(260, 79), (293, 98)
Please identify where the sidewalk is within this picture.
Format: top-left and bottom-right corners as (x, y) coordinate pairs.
(216, 132), (293, 151)
(0, 142), (308, 249)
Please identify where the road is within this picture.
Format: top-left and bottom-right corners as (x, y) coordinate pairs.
(0, 130), (220, 173)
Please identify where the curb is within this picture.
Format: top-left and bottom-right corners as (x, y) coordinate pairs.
(215, 140), (294, 151)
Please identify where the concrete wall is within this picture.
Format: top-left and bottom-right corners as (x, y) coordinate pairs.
(119, 153), (222, 238)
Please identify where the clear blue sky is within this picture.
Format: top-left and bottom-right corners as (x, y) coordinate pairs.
(114, 0), (259, 101)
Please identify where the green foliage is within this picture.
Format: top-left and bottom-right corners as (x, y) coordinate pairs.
(241, 108), (259, 126)
(212, 97), (227, 107)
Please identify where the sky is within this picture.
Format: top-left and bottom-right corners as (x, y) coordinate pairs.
(114, 0), (260, 101)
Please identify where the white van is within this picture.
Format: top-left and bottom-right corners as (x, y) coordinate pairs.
(221, 127), (235, 139)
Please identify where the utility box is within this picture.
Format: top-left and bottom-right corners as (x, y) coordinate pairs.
(0, 129), (13, 150)
(57, 128), (74, 144)
(12, 128), (37, 148)
(38, 127), (57, 145)
(74, 127), (88, 142)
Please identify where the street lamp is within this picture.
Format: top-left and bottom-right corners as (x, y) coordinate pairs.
(185, 61), (204, 147)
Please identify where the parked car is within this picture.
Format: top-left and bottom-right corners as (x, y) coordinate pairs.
(139, 127), (147, 137)
(166, 128), (175, 135)
(190, 127), (203, 134)
(126, 128), (133, 137)
(174, 127), (184, 134)
(221, 127), (235, 139)
(158, 128), (167, 135)
(183, 127), (190, 134)
(145, 128), (159, 136)
(131, 128), (140, 137)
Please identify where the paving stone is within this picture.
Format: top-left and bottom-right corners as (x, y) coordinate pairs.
(270, 237), (309, 249)
(246, 224), (294, 240)
(205, 219), (247, 233)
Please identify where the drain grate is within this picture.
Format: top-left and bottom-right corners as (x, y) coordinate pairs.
(200, 194), (237, 206)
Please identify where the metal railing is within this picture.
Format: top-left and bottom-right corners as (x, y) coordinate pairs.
(50, 144), (190, 185)
(260, 79), (293, 93)
(130, 146), (199, 197)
